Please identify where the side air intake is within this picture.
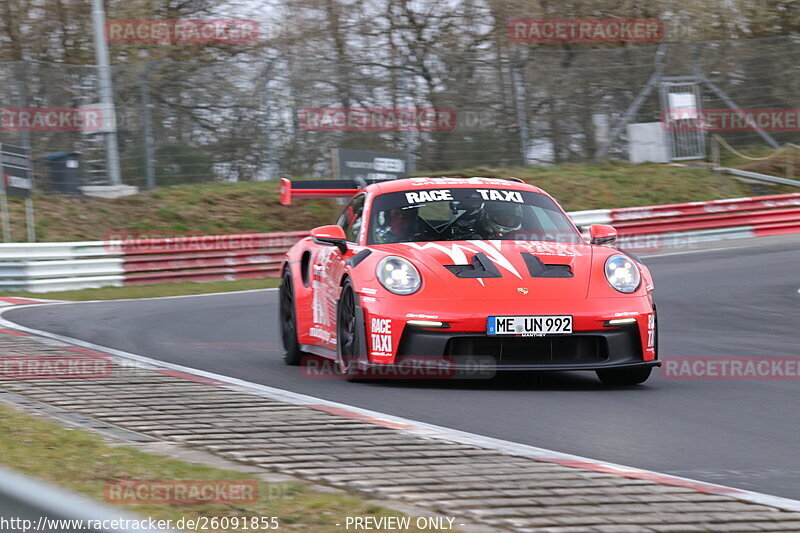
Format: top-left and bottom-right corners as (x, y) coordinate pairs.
(445, 253), (502, 278)
(522, 254), (573, 278)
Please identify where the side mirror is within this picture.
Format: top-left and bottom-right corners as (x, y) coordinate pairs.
(589, 224), (618, 245)
(311, 225), (348, 253)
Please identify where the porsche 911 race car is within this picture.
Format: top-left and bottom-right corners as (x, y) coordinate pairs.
(278, 176), (659, 385)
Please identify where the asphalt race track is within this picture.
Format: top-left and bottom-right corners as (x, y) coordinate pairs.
(6, 235), (800, 499)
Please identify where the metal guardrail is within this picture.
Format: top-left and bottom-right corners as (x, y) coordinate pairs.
(0, 241), (123, 292)
(0, 466), (172, 532)
(0, 242), (112, 260)
(0, 197), (798, 293)
(718, 167), (800, 188)
(569, 192), (800, 224)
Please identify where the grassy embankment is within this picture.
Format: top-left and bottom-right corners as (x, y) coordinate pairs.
(3, 160), (793, 300)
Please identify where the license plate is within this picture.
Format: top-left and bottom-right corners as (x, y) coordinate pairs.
(487, 315), (573, 336)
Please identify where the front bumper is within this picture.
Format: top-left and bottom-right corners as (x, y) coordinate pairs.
(359, 294), (657, 370)
(388, 325), (658, 372)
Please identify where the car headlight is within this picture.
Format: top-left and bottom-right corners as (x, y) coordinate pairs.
(377, 256), (421, 295)
(605, 254), (640, 293)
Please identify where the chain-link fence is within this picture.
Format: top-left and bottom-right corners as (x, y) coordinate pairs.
(1, 35), (799, 191)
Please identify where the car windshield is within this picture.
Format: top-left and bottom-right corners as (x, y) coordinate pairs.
(368, 188), (583, 244)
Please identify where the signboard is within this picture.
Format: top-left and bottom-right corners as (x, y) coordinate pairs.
(667, 92), (697, 120)
(0, 143), (33, 198)
(332, 148), (406, 181)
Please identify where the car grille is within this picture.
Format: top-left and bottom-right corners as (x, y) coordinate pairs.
(445, 335), (608, 364)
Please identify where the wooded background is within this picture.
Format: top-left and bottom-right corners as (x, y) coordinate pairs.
(1, 0), (798, 187)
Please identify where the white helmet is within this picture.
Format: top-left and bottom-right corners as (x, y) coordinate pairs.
(481, 202), (523, 236)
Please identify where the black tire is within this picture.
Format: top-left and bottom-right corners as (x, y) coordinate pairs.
(336, 280), (363, 381)
(596, 366), (652, 386)
(279, 270), (304, 365)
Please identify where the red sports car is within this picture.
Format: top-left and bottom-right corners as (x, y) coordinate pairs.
(278, 177), (658, 385)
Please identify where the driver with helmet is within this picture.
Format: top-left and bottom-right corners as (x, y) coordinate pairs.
(477, 201), (524, 239)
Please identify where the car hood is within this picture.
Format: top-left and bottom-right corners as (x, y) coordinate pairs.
(371, 240), (595, 300)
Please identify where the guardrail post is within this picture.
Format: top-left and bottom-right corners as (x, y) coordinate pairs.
(25, 198), (35, 242)
(711, 136), (720, 172)
(0, 194), (11, 243)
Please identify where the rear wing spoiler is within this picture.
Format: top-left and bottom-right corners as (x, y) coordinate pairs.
(279, 176), (528, 205)
(279, 177), (389, 205)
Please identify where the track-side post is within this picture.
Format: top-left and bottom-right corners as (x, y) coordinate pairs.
(511, 50), (531, 166)
(139, 61), (157, 190)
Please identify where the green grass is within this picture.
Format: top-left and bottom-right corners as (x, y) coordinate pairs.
(717, 144), (800, 179)
(0, 278), (281, 301)
(0, 404), (449, 532)
(4, 180), (337, 243)
(418, 161), (757, 210)
(2, 161), (788, 243)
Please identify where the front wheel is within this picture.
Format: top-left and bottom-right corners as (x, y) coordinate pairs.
(336, 280), (363, 381)
(279, 270), (304, 366)
(596, 366), (652, 386)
